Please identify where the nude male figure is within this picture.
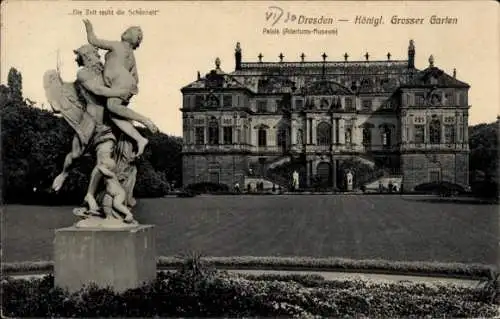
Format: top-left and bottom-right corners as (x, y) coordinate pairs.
(83, 19), (158, 157)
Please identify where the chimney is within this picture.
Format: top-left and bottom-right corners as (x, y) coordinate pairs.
(408, 39), (415, 69)
(235, 42), (242, 71)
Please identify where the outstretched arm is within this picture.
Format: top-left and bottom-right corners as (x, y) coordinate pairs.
(83, 19), (119, 51)
(77, 70), (131, 99)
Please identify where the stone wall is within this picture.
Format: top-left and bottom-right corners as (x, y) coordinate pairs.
(182, 154), (248, 188)
(401, 152), (469, 191)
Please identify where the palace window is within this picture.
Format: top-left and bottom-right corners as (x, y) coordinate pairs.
(362, 99), (372, 110)
(345, 128), (352, 145)
(223, 127), (233, 144)
(362, 127), (372, 146)
(208, 118), (219, 145)
(183, 124), (191, 144)
(429, 169), (441, 183)
(258, 127), (267, 147)
(277, 127), (289, 149)
(195, 127), (205, 145)
(445, 92), (455, 106)
(195, 95), (205, 107)
(381, 126), (391, 147)
(429, 119), (441, 144)
(317, 122), (332, 145)
(459, 92), (467, 106)
(223, 95), (232, 108)
(415, 92), (426, 106)
(206, 95), (220, 108)
(345, 97), (354, 111)
(257, 100), (268, 113)
(414, 125), (425, 143)
(295, 99), (304, 109)
(444, 124), (456, 143)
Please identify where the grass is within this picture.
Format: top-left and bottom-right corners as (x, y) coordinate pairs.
(3, 195), (498, 266)
(3, 256), (495, 279)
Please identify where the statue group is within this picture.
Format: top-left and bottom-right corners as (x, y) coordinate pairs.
(44, 20), (158, 228)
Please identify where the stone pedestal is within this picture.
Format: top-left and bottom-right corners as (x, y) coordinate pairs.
(54, 224), (156, 293)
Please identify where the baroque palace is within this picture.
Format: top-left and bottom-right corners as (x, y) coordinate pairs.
(180, 40), (470, 191)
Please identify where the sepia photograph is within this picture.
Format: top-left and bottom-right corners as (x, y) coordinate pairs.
(1, 0), (499, 317)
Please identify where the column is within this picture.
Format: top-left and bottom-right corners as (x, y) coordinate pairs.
(291, 121), (297, 145)
(312, 118), (317, 144)
(219, 120), (223, 144)
(339, 118), (345, 144)
(205, 125), (209, 144)
(332, 159), (337, 188)
(401, 117), (407, 142)
(463, 115), (469, 141)
(331, 117), (337, 145)
(303, 116), (311, 144)
(330, 116), (335, 148)
(352, 122), (358, 148)
(306, 160), (311, 187)
(440, 116), (446, 144)
(424, 121), (429, 143)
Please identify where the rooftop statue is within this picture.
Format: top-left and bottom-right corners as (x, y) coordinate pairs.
(43, 20), (158, 228)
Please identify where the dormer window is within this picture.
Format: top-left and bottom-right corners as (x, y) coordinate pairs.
(195, 95), (204, 107)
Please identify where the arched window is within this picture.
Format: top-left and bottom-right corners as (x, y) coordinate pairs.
(258, 127), (267, 147)
(345, 128), (352, 145)
(208, 117), (219, 145)
(429, 119), (441, 144)
(316, 122), (332, 145)
(362, 127), (372, 146)
(381, 125), (391, 147)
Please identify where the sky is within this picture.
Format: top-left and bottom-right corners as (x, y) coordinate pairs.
(1, 1), (499, 136)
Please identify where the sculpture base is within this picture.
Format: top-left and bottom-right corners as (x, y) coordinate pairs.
(54, 224), (156, 293)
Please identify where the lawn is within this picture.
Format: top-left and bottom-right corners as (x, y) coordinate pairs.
(2, 195), (498, 265)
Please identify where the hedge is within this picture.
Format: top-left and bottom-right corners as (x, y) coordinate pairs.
(2, 268), (498, 317)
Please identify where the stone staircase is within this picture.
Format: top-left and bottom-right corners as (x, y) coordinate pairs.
(355, 154), (376, 168)
(267, 155), (292, 170)
(244, 176), (287, 191)
(364, 175), (403, 192)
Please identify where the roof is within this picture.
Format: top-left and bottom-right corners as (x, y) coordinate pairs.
(182, 56), (469, 94)
(401, 66), (470, 89)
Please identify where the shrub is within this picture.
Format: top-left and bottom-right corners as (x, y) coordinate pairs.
(2, 269), (498, 317)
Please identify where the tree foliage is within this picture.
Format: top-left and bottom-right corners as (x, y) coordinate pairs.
(7, 67), (23, 103)
(469, 121), (498, 178)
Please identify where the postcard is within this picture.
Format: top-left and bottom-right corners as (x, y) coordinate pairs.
(2, 1), (499, 317)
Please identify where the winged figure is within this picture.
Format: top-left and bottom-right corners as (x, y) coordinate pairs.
(43, 43), (145, 227)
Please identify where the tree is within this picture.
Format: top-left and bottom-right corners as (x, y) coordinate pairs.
(469, 122), (498, 179)
(7, 67), (23, 103)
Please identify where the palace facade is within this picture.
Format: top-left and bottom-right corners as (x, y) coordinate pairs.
(180, 40), (470, 191)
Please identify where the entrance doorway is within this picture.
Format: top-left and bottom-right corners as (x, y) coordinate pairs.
(316, 162), (332, 187)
